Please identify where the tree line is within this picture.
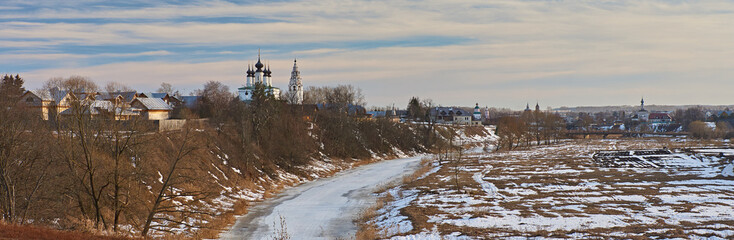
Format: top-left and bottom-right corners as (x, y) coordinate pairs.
(495, 110), (566, 150)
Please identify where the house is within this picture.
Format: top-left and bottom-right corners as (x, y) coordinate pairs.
(454, 115), (472, 125)
(95, 91), (137, 107)
(58, 99), (140, 120)
(137, 92), (167, 99)
(648, 112), (673, 124)
(430, 107), (473, 125)
(366, 111), (387, 118)
(130, 98), (172, 120)
(138, 92), (182, 107)
(19, 91), (58, 120)
(18, 88), (76, 120)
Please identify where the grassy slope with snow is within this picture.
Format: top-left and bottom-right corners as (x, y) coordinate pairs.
(167, 124), (489, 238)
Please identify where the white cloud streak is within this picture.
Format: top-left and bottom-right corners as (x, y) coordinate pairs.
(4, 0), (734, 108)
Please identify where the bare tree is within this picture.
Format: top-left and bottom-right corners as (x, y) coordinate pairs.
(195, 81), (233, 119)
(141, 127), (209, 236)
(157, 82), (174, 95)
(99, 104), (148, 232)
(0, 100), (54, 224)
(43, 76), (99, 93)
(55, 84), (109, 228)
(283, 90), (300, 105)
(302, 85), (365, 108)
(104, 82), (133, 92)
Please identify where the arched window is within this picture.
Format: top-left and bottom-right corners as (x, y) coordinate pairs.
(26, 97), (33, 102)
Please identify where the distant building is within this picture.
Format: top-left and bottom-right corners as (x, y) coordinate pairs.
(96, 91), (137, 106)
(19, 88), (84, 120)
(131, 98), (172, 120)
(137, 92), (181, 107)
(483, 106), (490, 121)
(631, 98), (673, 124)
(473, 103), (481, 120)
(19, 90), (63, 120)
(472, 103), (483, 125)
(648, 112), (673, 124)
(640, 102), (648, 120)
(58, 99), (140, 120)
(288, 59), (304, 104)
(454, 115), (472, 125)
(238, 51), (281, 102)
(430, 107), (472, 125)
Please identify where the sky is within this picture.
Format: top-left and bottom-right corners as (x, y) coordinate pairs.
(1, 0), (733, 110)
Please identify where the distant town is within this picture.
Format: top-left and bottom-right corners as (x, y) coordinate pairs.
(7, 53), (731, 140)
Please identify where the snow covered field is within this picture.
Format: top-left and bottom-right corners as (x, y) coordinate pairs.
(370, 139), (734, 239)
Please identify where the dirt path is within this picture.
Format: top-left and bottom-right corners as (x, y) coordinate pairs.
(219, 155), (425, 240)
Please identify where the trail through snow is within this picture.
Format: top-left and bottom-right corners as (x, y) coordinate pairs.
(219, 155), (425, 240)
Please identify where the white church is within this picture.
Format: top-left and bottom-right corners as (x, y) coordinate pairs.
(238, 52), (304, 104)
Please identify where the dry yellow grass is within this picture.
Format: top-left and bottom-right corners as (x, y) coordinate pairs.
(362, 139), (734, 239)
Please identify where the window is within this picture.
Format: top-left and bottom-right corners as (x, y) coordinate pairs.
(26, 97), (33, 102)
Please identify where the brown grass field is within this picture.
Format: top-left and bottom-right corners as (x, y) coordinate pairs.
(364, 139), (734, 239)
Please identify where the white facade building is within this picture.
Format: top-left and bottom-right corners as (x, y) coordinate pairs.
(636, 98), (649, 122)
(238, 52), (280, 102)
(288, 59), (304, 104)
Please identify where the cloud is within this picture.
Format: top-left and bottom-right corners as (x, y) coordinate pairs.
(0, 50), (172, 62)
(4, 0), (734, 108)
(292, 48), (345, 56)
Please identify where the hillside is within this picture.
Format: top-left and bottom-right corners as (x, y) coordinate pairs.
(0, 95), (497, 239)
(0, 223), (135, 240)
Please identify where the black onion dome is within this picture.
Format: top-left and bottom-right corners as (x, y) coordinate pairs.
(255, 58), (264, 70)
(246, 65), (254, 76)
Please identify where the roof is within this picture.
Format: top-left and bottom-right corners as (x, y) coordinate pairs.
(367, 111), (387, 118)
(25, 90), (54, 101)
(431, 107), (469, 116)
(139, 92), (168, 99)
(649, 112), (672, 119)
(132, 98), (172, 110)
(180, 96), (200, 108)
(50, 89), (70, 103)
(96, 91), (136, 102)
(59, 100), (120, 115)
(28, 89), (70, 104)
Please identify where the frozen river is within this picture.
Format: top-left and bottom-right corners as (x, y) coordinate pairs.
(219, 155), (424, 240)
